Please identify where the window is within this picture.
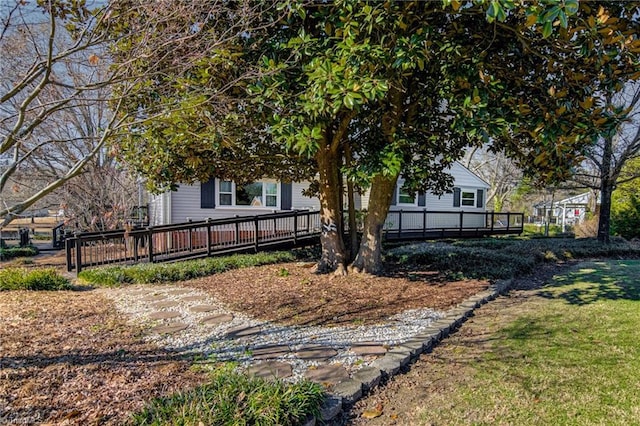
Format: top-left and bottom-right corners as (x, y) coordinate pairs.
(398, 184), (416, 205)
(236, 182), (263, 206)
(461, 190), (475, 206)
(265, 182), (278, 207)
(218, 180), (279, 208)
(219, 180), (232, 206)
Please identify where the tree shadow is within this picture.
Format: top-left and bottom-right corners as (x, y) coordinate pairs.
(536, 261), (640, 306)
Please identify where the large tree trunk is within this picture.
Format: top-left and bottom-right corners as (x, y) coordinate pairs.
(350, 173), (399, 274)
(598, 180), (613, 244)
(315, 141), (347, 274)
(344, 143), (358, 260)
(597, 135), (614, 244)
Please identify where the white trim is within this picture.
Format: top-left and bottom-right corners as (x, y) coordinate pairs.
(460, 188), (477, 207)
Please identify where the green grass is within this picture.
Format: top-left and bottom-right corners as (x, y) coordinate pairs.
(417, 260), (640, 425)
(0, 267), (70, 291)
(78, 251), (296, 286)
(387, 237), (640, 280)
(522, 223), (567, 237)
(131, 364), (325, 426)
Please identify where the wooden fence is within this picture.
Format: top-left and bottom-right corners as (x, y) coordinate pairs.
(65, 209), (523, 273)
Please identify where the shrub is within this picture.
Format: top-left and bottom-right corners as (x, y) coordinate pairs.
(131, 364), (325, 426)
(388, 237), (640, 280)
(79, 251), (295, 286)
(0, 245), (39, 260)
(0, 267), (70, 291)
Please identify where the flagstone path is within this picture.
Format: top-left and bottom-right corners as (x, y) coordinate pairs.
(102, 284), (445, 389)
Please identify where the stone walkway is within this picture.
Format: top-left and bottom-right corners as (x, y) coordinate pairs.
(103, 284), (406, 388)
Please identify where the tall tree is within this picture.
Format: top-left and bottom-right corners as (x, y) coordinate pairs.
(572, 82), (640, 242)
(0, 0), (126, 226)
(611, 157), (640, 239)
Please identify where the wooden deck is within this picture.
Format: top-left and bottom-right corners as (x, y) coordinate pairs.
(65, 210), (524, 273)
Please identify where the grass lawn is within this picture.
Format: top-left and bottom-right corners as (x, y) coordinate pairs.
(417, 259), (640, 425)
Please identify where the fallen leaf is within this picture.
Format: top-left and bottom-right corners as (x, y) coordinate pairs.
(362, 407), (383, 419)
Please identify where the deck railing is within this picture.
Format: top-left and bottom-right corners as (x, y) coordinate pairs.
(66, 210), (321, 273)
(382, 210), (524, 240)
(65, 209), (523, 273)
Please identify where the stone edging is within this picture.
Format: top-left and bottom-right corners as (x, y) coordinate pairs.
(306, 278), (513, 426)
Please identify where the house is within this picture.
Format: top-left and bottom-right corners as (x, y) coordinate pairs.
(148, 161), (490, 228)
(532, 191), (596, 229)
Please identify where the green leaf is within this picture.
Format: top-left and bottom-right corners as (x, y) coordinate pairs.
(542, 20), (553, 38)
(343, 94), (355, 109)
(564, 0), (579, 15)
(558, 11), (568, 29)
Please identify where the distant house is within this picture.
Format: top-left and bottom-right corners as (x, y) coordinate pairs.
(533, 192), (596, 228)
(148, 161), (490, 228)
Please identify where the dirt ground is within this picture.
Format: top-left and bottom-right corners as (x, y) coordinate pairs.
(1, 251), (491, 424)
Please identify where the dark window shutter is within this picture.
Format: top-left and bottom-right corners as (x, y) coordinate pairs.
(391, 186), (397, 205)
(201, 178), (216, 209)
(418, 191), (426, 207)
(477, 189), (484, 208)
(453, 187), (461, 207)
(281, 182), (292, 210)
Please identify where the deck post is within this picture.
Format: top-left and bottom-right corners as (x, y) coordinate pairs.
(147, 228), (154, 263)
(66, 237), (74, 272)
(293, 210), (298, 244)
(187, 218), (193, 253)
(398, 210), (403, 238)
(75, 233), (83, 273)
(459, 211), (464, 236)
(235, 215), (240, 245)
(133, 234), (139, 262)
(206, 218), (212, 256)
(254, 216), (259, 253)
(491, 211), (495, 232)
(422, 209), (427, 238)
(273, 216), (277, 241)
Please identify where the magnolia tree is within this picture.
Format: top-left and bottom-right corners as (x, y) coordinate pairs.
(111, 0), (639, 274)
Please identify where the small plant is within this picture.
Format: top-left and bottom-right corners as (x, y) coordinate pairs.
(278, 267), (290, 277)
(0, 267), (70, 291)
(131, 363), (325, 425)
(543, 250), (558, 262)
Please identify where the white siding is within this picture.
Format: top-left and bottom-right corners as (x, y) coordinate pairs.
(169, 182), (283, 223)
(148, 193), (168, 226)
(448, 161), (489, 188)
(151, 161), (487, 225)
(292, 181), (320, 210)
